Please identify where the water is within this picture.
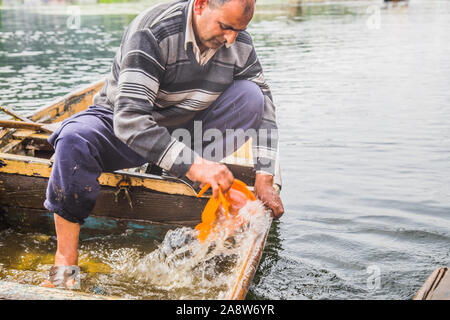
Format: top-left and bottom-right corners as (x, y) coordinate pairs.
(123, 201), (271, 299)
(1, 0), (450, 299)
(0, 200), (271, 299)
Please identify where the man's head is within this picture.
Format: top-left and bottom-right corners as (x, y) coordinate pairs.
(192, 0), (255, 51)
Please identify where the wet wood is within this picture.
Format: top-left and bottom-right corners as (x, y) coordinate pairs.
(228, 217), (272, 299)
(414, 267), (450, 300)
(0, 280), (120, 300)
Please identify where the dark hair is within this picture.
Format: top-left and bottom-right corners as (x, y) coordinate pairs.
(208, 0), (255, 16)
(208, 0), (230, 6)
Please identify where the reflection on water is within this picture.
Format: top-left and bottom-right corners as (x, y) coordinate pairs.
(0, 8), (134, 113)
(1, 0), (450, 299)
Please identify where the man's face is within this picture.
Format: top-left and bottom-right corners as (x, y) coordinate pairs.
(193, 0), (254, 50)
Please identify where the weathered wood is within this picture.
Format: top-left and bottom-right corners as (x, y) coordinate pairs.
(0, 105), (31, 122)
(0, 130), (14, 150)
(224, 163), (255, 186)
(0, 173), (206, 225)
(0, 119), (45, 131)
(0, 152), (255, 195)
(228, 217), (272, 299)
(0, 153), (199, 196)
(0, 119), (58, 133)
(414, 267), (450, 300)
(12, 130), (50, 140)
(11, 129), (36, 139)
(0, 128), (10, 140)
(30, 79), (104, 123)
(0, 140), (25, 154)
(0, 280), (121, 300)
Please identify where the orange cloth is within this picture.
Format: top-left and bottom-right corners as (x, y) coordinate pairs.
(195, 180), (256, 242)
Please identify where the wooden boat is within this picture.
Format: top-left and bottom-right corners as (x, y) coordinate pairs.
(414, 267), (450, 300)
(0, 79), (281, 300)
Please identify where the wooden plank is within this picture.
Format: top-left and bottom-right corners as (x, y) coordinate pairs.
(11, 129), (35, 139)
(0, 119), (46, 131)
(13, 131), (50, 140)
(431, 268), (450, 300)
(228, 218), (272, 299)
(0, 128), (9, 140)
(221, 138), (255, 186)
(0, 153), (53, 177)
(414, 267), (450, 300)
(0, 173), (206, 225)
(30, 79), (104, 123)
(224, 163), (255, 186)
(0, 105), (31, 122)
(0, 152), (255, 194)
(0, 280), (120, 300)
(0, 119), (57, 133)
(0, 140), (24, 154)
(0, 153), (198, 196)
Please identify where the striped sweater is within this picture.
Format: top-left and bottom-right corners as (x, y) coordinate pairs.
(93, 0), (278, 178)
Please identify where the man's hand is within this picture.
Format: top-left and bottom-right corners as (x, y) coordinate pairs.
(254, 173), (284, 219)
(186, 157), (234, 199)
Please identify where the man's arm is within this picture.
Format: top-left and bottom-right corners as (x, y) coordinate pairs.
(234, 41), (284, 219)
(114, 29), (234, 194)
(114, 29), (197, 177)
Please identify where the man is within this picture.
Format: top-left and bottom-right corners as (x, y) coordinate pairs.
(42, 0), (284, 288)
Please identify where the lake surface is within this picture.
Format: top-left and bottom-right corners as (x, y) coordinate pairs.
(1, 0), (449, 299)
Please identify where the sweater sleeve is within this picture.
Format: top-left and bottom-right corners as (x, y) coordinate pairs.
(113, 29), (199, 177)
(234, 46), (279, 176)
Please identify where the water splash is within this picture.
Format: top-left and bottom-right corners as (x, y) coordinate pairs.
(120, 200), (271, 299)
